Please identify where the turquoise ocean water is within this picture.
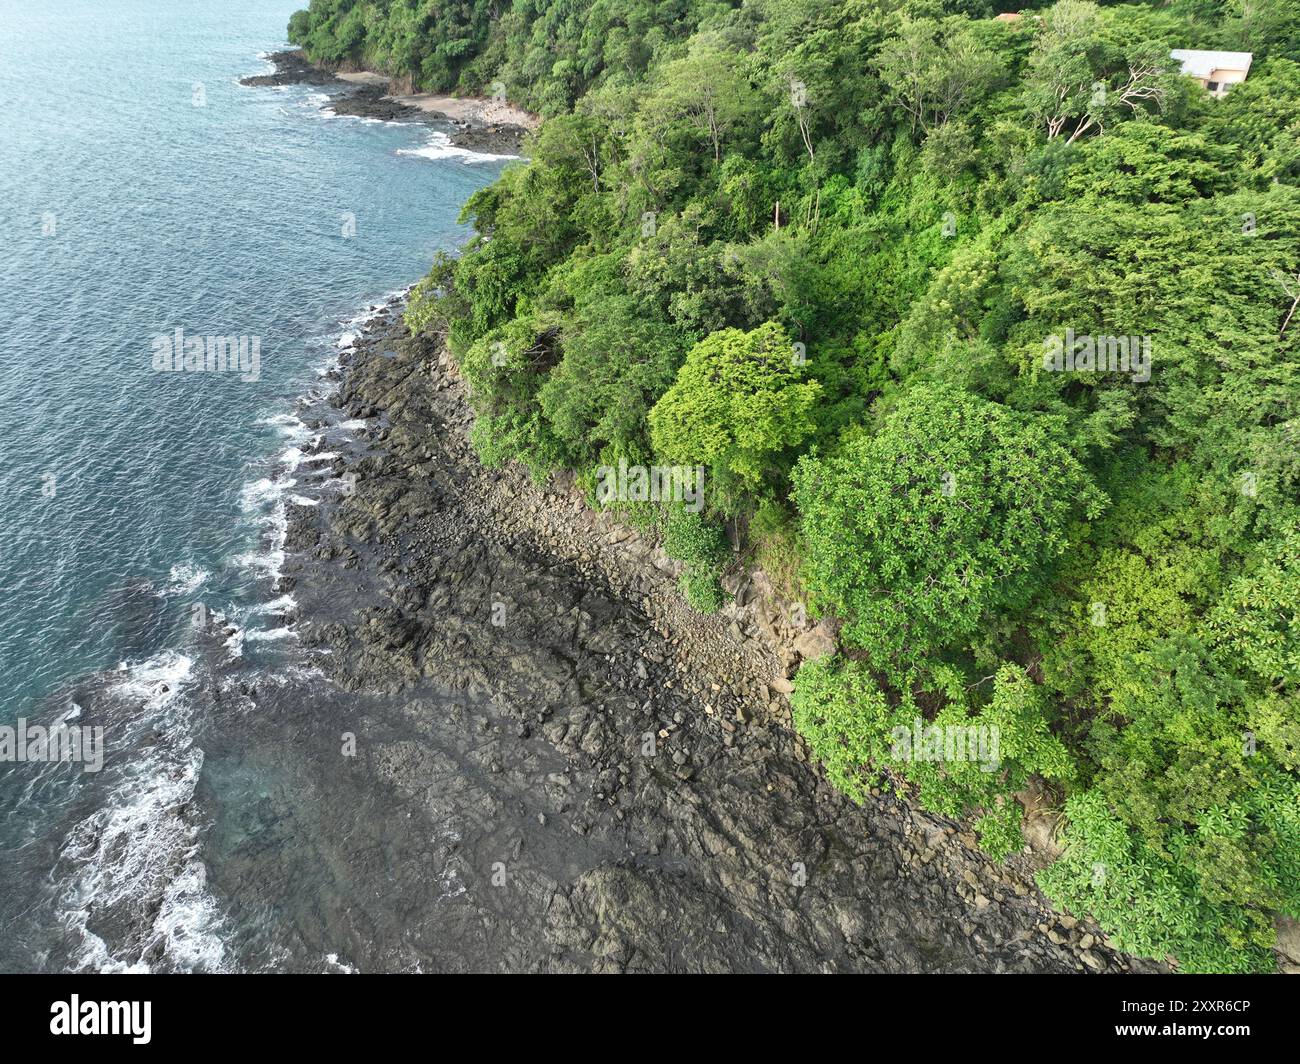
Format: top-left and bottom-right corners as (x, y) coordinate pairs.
(0, 0), (507, 969)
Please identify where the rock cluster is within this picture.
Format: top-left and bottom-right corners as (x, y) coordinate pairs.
(270, 301), (1164, 973)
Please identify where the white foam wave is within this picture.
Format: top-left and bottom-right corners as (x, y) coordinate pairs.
(257, 412), (312, 441)
(112, 649), (195, 709)
(240, 474), (297, 513)
(163, 563), (210, 597)
(223, 625), (245, 658)
(231, 542), (285, 580)
(235, 291), (404, 581)
(55, 651), (231, 974)
(254, 594), (297, 617)
(244, 627), (297, 643)
(396, 130), (519, 164)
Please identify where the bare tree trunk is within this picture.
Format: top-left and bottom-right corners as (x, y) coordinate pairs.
(798, 113), (815, 163)
(1065, 115), (1096, 145)
(585, 133), (600, 192)
(1281, 293), (1300, 339)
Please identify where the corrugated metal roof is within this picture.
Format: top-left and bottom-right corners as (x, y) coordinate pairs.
(1170, 49), (1253, 80)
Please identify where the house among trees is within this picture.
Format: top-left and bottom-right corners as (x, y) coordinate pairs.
(1169, 49), (1253, 97)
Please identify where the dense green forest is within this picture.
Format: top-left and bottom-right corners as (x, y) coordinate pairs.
(289, 0), (1300, 972)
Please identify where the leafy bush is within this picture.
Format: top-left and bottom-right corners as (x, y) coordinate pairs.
(1037, 787), (1295, 973)
(793, 658), (1074, 858)
(662, 508), (727, 567)
(679, 568), (725, 614)
(663, 508), (729, 614)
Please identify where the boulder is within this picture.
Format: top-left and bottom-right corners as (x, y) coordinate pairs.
(1276, 915), (1300, 971)
(793, 621), (838, 662)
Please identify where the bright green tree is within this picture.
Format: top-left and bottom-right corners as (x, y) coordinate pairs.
(648, 322), (821, 506)
(793, 384), (1103, 678)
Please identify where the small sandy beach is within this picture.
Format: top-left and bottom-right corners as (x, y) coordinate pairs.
(335, 71), (541, 129)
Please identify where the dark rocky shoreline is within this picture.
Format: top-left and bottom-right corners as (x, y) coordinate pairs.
(241, 51), (528, 156)
(268, 298), (1163, 973)
(229, 52), (1163, 971)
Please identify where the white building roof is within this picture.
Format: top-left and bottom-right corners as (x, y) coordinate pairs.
(1170, 49), (1253, 79)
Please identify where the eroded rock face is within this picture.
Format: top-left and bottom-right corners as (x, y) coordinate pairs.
(1276, 916), (1300, 973)
(247, 300), (1162, 973)
(793, 621), (839, 663)
(1016, 779), (1065, 862)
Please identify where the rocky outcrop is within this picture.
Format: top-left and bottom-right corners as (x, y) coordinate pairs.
(239, 49), (342, 87)
(241, 52), (528, 155)
(1276, 916), (1300, 974)
(271, 300), (1164, 973)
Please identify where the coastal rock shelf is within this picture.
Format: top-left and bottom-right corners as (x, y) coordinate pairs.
(240, 51), (531, 156)
(260, 301), (1157, 974)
